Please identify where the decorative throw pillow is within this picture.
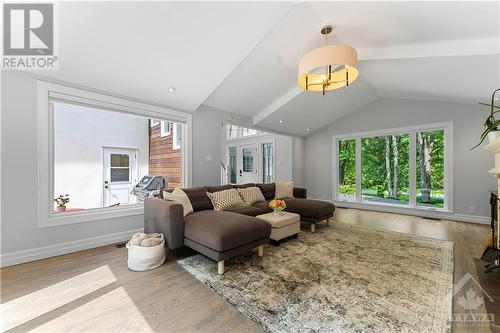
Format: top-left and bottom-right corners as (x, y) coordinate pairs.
(163, 187), (194, 217)
(275, 181), (294, 199)
(237, 187), (265, 206)
(206, 188), (247, 211)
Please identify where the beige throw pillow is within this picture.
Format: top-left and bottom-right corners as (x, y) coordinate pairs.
(275, 181), (294, 199)
(206, 188), (247, 211)
(163, 187), (194, 217)
(237, 187), (265, 206)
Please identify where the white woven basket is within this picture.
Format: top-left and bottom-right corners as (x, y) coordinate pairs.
(126, 235), (166, 271)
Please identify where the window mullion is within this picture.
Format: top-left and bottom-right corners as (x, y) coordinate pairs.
(355, 137), (362, 202)
(409, 132), (417, 207)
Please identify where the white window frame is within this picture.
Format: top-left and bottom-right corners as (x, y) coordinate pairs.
(172, 123), (181, 150)
(150, 119), (160, 127)
(160, 120), (171, 137)
(225, 124), (268, 141)
(37, 81), (192, 228)
(332, 122), (453, 213)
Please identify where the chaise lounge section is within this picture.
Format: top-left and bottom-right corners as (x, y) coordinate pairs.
(255, 183), (335, 232)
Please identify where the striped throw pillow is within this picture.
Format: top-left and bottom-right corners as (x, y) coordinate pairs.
(237, 187), (265, 206)
(206, 188), (247, 211)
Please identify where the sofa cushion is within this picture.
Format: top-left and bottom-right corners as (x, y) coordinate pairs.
(293, 187), (307, 199)
(184, 210), (271, 251)
(275, 181), (294, 199)
(251, 201), (273, 214)
(283, 198), (335, 219)
(206, 185), (234, 193)
(182, 187), (213, 212)
(232, 183), (255, 189)
(224, 205), (266, 217)
(206, 188), (246, 211)
(237, 186), (266, 206)
(163, 187), (193, 217)
(256, 183), (275, 200)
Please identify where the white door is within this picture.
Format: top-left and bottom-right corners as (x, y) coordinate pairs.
(103, 148), (138, 207)
(237, 144), (259, 184)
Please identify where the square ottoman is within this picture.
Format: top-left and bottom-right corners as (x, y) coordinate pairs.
(256, 211), (300, 245)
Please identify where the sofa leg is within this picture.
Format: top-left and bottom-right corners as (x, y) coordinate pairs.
(218, 261), (224, 275)
(258, 245), (264, 257)
(311, 223), (316, 233)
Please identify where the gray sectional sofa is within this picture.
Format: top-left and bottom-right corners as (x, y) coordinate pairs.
(144, 183), (335, 274)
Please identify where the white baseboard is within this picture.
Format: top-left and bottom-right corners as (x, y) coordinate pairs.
(310, 198), (490, 225)
(0, 228), (143, 268)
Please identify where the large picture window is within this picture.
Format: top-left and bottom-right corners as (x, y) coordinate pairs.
(37, 81), (192, 227)
(53, 101), (187, 211)
(334, 123), (452, 212)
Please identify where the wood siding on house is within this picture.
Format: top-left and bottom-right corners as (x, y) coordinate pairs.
(149, 122), (181, 188)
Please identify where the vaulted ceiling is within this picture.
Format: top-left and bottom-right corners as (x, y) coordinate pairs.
(37, 1), (293, 111)
(39, 1), (500, 136)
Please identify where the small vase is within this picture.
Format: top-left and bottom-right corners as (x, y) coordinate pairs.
(273, 209), (282, 216)
(56, 206), (66, 213)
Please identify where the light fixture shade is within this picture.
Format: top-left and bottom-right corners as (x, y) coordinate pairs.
(298, 44), (359, 92)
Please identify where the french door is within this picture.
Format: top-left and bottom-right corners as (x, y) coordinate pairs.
(237, 144), (259, 184)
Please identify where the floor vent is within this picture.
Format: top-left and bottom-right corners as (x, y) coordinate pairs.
(422, 217), (442, 221)
(115, 242), (127, 248)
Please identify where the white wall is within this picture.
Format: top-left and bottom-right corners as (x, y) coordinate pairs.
(275, 135), (293, 182)
(54, 102), (149, 209)
(192, 105), (254, 186)
(292, 137), (305, 187)
(304, 97), (496, 219)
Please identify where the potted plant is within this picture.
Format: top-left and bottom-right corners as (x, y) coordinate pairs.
(54, 194), (70, 212)
(269, 199), (286, 216)
(471, 88), (500, 149)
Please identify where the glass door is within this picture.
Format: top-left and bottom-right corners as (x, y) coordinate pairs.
(262, 142), (274, 183)
(228, 146), (237, 184)
(416, 130), (445, 208)
(237, 144), (258, 184)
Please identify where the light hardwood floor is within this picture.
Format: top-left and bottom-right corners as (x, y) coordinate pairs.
(1, 208), (497, 333)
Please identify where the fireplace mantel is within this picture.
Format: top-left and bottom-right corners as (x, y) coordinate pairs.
(485, 138), (500, 250)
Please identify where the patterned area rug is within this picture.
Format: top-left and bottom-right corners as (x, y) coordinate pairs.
(177, 223), (454, 333)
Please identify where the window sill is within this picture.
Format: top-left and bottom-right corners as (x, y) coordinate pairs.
(332, 198), (454, 219)
(335, 199), (449, 212)
(38, 204), (144, 228)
